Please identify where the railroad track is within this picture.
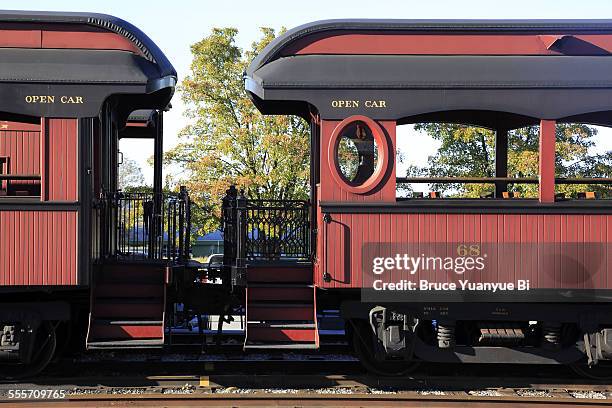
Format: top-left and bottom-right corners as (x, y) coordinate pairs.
(3, 353), (612, 406)
(2, 373), (612, 406)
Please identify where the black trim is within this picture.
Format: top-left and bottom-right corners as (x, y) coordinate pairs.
(0, 286), (87, 295)
(320, 200), (612, 214)
(153, 111), (163, 201)
(0, 202), (79, 211)
(0, 301), (71, 321)
(79, 118), (93, 287)
(118, 127), (156, 139)
(247, 260), (313, 268)
(310, 119), (320, 258)
(0, 175), (40, 180)
(0, 111), (39, 124)
(397, 110), (538, 129)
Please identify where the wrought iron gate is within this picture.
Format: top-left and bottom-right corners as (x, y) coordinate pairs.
(97, 187), (191, 262)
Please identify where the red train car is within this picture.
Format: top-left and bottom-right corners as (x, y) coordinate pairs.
(241, 19), (612, 373)
(3, 15), (612, 378)
(0, 11), (187, 377)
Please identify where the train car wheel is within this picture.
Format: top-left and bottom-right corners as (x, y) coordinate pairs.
(352, 320), (419, 376)
(0, 321), (57, 380)
(51, 321), (72, 361)
(570, 361), (612, 381)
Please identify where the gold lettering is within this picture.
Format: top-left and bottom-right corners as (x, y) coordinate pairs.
(365, 100), (387, 108)
(331, 100), (359, 108)
(60, 95), (84, 104)
(24, 95), (58, 104)
(332, 99), (387, 108)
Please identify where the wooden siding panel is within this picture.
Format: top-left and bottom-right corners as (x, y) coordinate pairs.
(0, 127), (41, 191)
(44, 119), (78, 201)
(0, 210), (78, 286)
(321, 213), (611, 290)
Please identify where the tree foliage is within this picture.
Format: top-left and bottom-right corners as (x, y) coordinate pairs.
(166, 28), (310, 234)
(118, 156), (146, 189)
(408, 123), (612, 198)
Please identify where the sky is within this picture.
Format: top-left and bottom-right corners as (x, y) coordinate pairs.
(3, 0), (612, 183)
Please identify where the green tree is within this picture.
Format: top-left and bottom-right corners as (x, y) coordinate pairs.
(409, 123), (612, 198)
(118, 156), (146, 189)
(166, 28), (310, 234)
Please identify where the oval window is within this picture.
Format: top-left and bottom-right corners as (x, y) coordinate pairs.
(336, 121), (379, 185)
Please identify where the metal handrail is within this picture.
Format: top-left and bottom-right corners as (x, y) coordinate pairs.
(222, 186), (311, 264)
(97, 188), (191, 263)
(397, 177), (612, 185)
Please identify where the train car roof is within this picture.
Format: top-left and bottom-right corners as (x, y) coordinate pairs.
(247, 19), (612, 73)
(0, 10), (177, 118)
(246, 19), (612, 127)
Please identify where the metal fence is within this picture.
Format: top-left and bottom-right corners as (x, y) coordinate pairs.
(222, 186), (311, 263)
(97, 187), (191, 262)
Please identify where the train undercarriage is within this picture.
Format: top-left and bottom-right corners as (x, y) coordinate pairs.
(4, 277), (612, 380)
(340, 299), (612, 376)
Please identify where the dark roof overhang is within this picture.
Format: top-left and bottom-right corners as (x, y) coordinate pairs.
(248, 54), (612, 124)
(251, 55), (612, 90)
(0, 48), (159, 85)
